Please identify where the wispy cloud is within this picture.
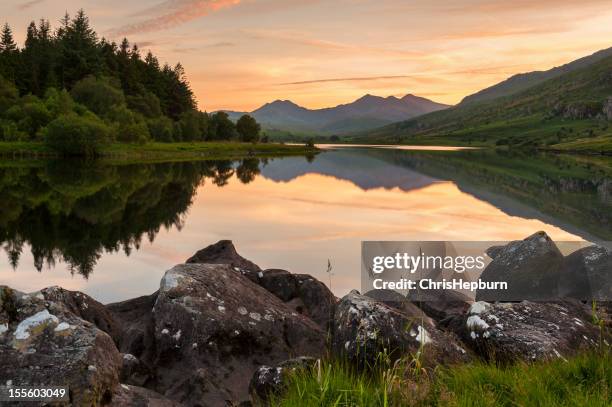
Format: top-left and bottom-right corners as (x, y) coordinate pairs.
(109, 0), (241, 36)
(17, 0), (45, 10)
(277, 75), (414, 86)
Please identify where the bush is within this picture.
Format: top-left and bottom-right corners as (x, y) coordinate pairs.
(147, 116), (174, 142)
(71, 76), (125, 116)
(44, 113), (110, 156)
(0, 120), (27, 141)
(105, 105), (150, 144)
(5, 96), (52, 138)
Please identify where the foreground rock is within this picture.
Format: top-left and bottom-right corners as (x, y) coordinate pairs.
(561, 245), (612, 301)
(0, 286), (122, 405)
(477, 231), (564, 301)
(186, 241), (336, 329)
(146, 263), (326, 406)
(450, 300), (605, 362)
(333, 290), (470, 367)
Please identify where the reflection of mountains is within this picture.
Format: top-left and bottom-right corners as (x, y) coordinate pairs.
(268, 148), (611, 242)
(261, 149), (441, 192)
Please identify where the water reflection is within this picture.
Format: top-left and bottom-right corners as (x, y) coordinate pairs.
(0, 159), (262, 277)
(0, 148), (610, 302)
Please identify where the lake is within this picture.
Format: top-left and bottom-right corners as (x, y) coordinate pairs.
(1, 146), (610, 303)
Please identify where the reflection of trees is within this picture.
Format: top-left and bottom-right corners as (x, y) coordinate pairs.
(0, 158), (263, 277)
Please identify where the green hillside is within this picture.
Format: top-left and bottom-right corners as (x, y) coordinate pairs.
(352, 53), (612, 153)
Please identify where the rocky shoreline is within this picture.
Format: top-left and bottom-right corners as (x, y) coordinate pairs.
(1, 235), (610, 406)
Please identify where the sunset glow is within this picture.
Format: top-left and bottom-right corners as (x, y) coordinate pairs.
(3, 0), (612, 111)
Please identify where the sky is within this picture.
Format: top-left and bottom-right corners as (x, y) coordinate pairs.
(2, 0), (612, 112)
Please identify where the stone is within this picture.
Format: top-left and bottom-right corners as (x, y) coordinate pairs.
(186, 240), (261, 276)
(476, 232), (565, 301)
(560, 245), (612, 301)
(333, 290), (470, 368)
(452, 300), (605, 362)
(260, 269), (336, 329)
(0, 286), (122, 406)
(145, 263), (326, 406)
(112, 384), (181, 407)
(249, 356), (317, 402)
(38, 286), (121, 343)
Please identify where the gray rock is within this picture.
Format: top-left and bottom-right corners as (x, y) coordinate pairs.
(260, 269), (336, 329)
(477, 231), (564, 301)
(249, 356), (316, 402)
(407, 289), (472, 322)
(147, 263), (326, 406)
(561, 245), (612, 301)
(453, 300), (605, 362)
(186, 240), (261, 276)
(0, 286), (122, 406)
(39, 286), (121, 343)
(120, 353), (152, 387)
(333, 290), (470, 368)
(364, 289), (434, 325)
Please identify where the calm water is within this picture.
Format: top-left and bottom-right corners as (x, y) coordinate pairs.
(0, 147), (610, 303)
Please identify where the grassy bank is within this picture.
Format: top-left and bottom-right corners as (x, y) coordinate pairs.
(271, 351), (611, 406)
(0, 141), (317, 162)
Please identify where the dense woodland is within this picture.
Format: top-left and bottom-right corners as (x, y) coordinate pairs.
(0, 10), (261, 155)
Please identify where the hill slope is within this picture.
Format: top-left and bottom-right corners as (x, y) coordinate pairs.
(460, 47), (612, 105)
(223, 94), (449, 135)
(354, 52), (612, 153)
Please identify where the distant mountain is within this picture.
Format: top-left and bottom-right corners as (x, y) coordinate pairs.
(460, 47), (612, 105)
(354, 49), (612, 152)
(222, 93), (449, 135)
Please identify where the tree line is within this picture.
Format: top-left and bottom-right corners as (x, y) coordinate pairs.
(0, 10), (262, 155)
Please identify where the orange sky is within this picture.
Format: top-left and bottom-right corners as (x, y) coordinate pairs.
(3, 0), (612, 111)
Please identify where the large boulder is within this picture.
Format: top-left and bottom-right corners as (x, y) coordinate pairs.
(333, 290), (470, 368)
(146, 263), (326, 406)
(187, 241), (336, 330)
(0, 286), (122, 405)
(561, 245), (612, 301)
(259, 269), (336, 329)
(477, 232), (564, 301)
(452, 300), (604, 363)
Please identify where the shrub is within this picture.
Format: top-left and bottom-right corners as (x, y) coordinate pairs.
(44, 113), (110, 156)
(147, 116), (174, 142)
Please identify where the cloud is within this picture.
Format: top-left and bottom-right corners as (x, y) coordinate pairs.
(109, 0), (241, 36)
(277, 75), (414, 86)
(17, 0), (45, 10)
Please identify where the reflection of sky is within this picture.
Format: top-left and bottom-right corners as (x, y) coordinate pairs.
(0, 171), (581, 304)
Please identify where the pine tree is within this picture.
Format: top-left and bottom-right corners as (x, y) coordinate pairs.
(0, 23), (18, 53)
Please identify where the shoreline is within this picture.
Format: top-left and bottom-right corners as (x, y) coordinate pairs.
(0, 141), (319, 162)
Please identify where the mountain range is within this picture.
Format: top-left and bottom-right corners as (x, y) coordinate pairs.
(354, 47), (612, 153)
(223, 94), (449, 135)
